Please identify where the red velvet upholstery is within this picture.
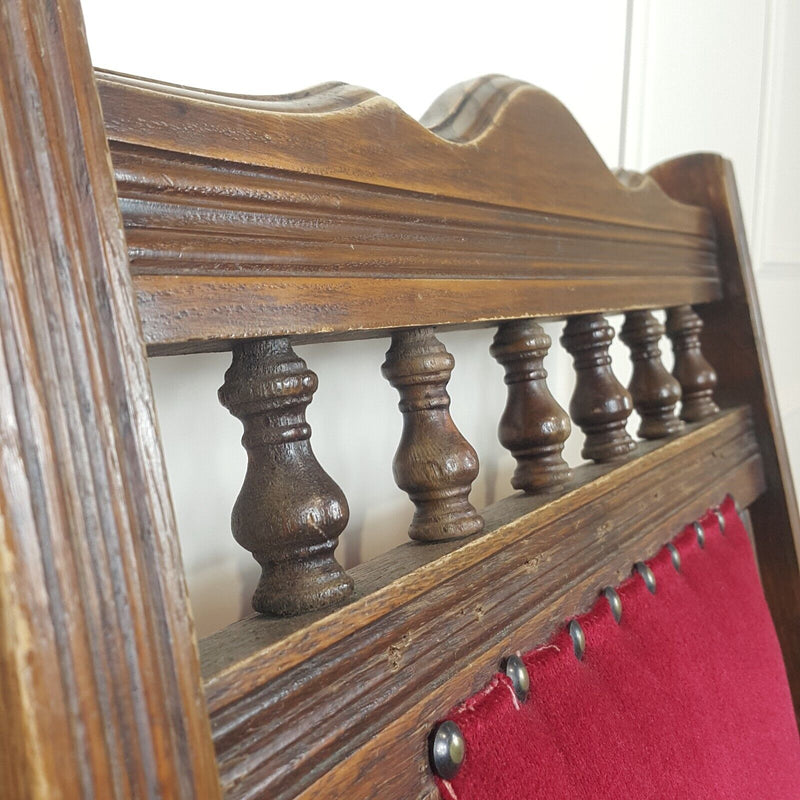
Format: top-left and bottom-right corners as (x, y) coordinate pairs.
(435, 497), (800, 799)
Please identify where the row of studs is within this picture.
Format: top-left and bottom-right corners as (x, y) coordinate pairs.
(430, 504), (733, 781)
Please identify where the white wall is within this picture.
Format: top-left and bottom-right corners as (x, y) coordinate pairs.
(623, 0), (800, 515)
(82, 0), (799, 637)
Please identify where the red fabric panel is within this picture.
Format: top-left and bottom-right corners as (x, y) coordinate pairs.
(436, 497), (800, 800)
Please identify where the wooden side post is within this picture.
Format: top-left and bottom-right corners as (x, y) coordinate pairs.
(650, 153), (800, 716)
(0, 0), (220, 796)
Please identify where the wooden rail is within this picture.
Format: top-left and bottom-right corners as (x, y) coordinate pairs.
(95, 71), (721, 354)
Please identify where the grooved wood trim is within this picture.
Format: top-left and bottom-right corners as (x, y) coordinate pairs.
(199, 407), (763, 800)
(649, 153), (800, 715)
(0, 1), (219, 797)
(93, 73), (722, 353)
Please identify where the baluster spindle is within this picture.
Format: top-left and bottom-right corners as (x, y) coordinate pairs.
(561, 314), (635, 462)
(491, 320), (572, 492)
(666, 305), (720, 422)
(218, 338), (353, 616)
(620, 310), (684, 438)
(382, 328), (484, 541)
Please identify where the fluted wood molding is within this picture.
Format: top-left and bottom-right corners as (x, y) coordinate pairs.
(491, 320), (572, 491)
(561, 315), (635, 462)
(219, 338), (353, 615)
(382, 329), (483, 541)
(95, 72), (721, 353)
(666, 305), (720, 422)
(620, 310), (684, 438)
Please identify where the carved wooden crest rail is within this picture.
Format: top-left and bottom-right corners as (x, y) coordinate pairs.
(1, 2), (797, 796)
(96, 71), (720, 353)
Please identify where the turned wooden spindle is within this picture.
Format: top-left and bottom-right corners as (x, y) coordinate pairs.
(218, 338), (353, 616)
(620, 310), (684, 439)
(382, 328), (484, 541)
(561, 314), (635, 462)
(666, 305), (720, 422)
(490, 320), (572, 492)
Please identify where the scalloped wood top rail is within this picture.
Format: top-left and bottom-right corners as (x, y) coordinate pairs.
(96, 71), (721, 354)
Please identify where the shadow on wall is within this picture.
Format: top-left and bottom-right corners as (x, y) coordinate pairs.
(148, 319), (645, 638)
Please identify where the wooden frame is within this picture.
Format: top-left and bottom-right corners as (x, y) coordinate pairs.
(1, 1), (797, 798)
(0, 1), (218, 796)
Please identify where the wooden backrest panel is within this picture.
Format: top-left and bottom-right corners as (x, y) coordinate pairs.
(98, 72), (705, 224)
(95, 71), (720, 353)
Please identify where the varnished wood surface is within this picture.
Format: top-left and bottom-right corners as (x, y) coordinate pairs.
(136, 274), (723, 355)
(200, 407), (763, 799)
(666, 304), (720, 421)
(650, 154), (800, 714)
(620, 310), (683, 438)
(98, 72), (709, 226)
(382, 329), (483, 541)
(0, 1), (219, 797)
(92, 74), (721, 352)
(561, 315), (635, 462)
(491, 320), (572, 492)
(218, 339), (353, 614)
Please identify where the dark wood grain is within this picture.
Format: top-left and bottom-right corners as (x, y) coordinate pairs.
(0, 1), (219, 796)
(136, 274), (724, 356)
(98, 73), (711, 228)
(200, 408), (764, 800)
(650, 153), (800, 714)
(92, 74), (722, 353)
(491, 319), (572, 491)
(620, 310), (684, 438)
(382, 328), (483, 541)
(666, 304), (720, 421)
(5, 31), (797, 799)
(111, 142), (716, 283)
(218, 338), (353, 615)
(561, 314), (635, 461)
